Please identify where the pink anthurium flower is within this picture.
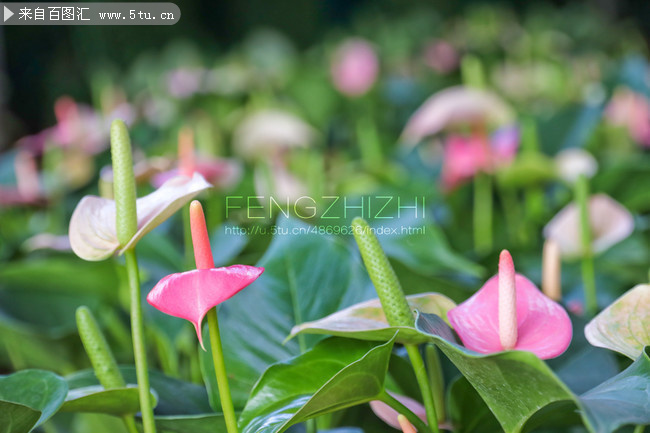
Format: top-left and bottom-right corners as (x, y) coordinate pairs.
(441, 127), (519, 191)
(69, 172), (211, 261)
(147, 201), (264, 348)
(543, 194), (634, 258)
(448, 250), (572, 359)
(330, 38), (379, 97)
(605, 86), (650, 147)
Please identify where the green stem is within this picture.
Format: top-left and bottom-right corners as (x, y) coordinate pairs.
(207, 308), (238, 433)
(405, 345), (439, 433)
(634, 426), (645, 433)
(425, 345), (445, 422)
(473, 173), (493, 253)
(575, 175), (597, 316)
(122, 415), (140, 433)
(356, 113), (383, 169)
(124, 250), (156, 433)
(379, 390), (433, 433)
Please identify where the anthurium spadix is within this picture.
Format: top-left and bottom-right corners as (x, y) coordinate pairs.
(147, 200), (264, 349)
(448, 250), (572, 359)
(69, 172), (211, 261)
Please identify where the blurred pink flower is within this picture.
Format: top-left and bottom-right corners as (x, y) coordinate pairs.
(152, 159), (242, 191)
(605, 87), (650, 147)
(151, 127), (242, 190)
(543, 194), (634, 258)
(166, 68), (206, 99)
(0, 150), (45, 207)
(370, 392), (426, 430)
(441, 127), (519, 191)
(401, 86), (514, 146)
(330, 38), (379, 97)
(422, 39), (459, 74)
(448, 250), (572, 360)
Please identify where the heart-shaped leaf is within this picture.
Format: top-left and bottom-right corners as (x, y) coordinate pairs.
(239, 336), (396, 433)
(0, 370), (68, 433)
(585, 284), (650, 359)
(289, 293), (456, 344)
(60, 385), (145, 415)
(201, 217), (375, 410)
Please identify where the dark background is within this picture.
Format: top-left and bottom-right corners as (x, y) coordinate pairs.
(2, 0), (650, 136)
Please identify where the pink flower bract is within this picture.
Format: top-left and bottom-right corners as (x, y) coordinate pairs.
(147, 265), (264, 349)
(448, 257), (572, 360)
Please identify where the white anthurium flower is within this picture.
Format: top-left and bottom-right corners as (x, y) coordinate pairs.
(401, 85), (514, 147)
(70, 173), (212, 261)
(543, 194), (634, 258)
(233, 109), (316, 160)
(554, 148), (598, 184)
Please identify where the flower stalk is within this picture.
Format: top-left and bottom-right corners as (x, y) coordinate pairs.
(542, 239), (562, 301)
(352, 217), (440, 433)
(575, 174), (597, 316)
(190, 201), (239, 433)
(76, 306), (138, 433)
(110, 120), (157, 433)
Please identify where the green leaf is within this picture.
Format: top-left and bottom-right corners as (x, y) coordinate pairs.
(66, 367), (212, 416)
(580, 347), (650, 433)
(202, 217), (375, 409)
(0, 370), (68, 433)
(60, 385), (144, 416)
(290, 293), (456, 344)
(0, 402), (41, 433)
(239, 336), (396, 433)
(448, 376), (501, 433)
(152, 414), (227, 433)
(585, 284), (650, 359)
(0, 257), (121, 337)
(415, 312), (577, 433)
(370, 215), (484, 278)
(418, 312), (650, 433)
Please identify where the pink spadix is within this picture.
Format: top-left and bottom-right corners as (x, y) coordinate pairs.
(448, 250), (572, 359)
(147, 201), (264, 349)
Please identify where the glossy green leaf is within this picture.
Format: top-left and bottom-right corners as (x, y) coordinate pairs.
(60, 385), (145, 415)
(290, 293), (456, 344)
(448, 376), (501, 433)
(580, 347), (650, 433)
(585, 284), (650, 359)
(0, 370), (68, 433)
(0, 402), (41, 433)
(202, 217), (375, 410)
(239, 336), (396, 433)
(66, 367), (212, 416)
